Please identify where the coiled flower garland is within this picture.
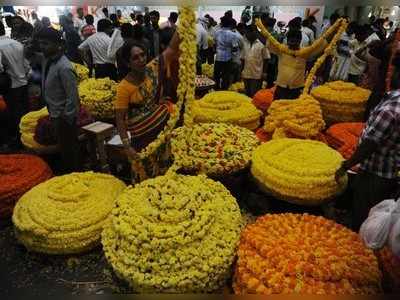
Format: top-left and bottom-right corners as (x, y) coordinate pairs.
(234, 213), (382, 294)
(171, 123), (259, 176)
(251, 139), (347, 205)
(0, 154), (52, 217)
(13, 172), (126, 254)
(102, 173), (242, 293)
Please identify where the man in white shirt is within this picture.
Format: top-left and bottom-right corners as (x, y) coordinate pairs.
(79, 18), (117, 80)
(242, 25), (270, 97)
(0, 21), (30, 148)
(160, 12), (178, 30)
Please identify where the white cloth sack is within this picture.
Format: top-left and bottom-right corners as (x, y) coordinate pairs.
(388, 201), (400, 257)
(359, 199), (399, 250)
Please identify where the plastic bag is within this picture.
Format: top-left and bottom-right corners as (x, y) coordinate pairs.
(359, 199), (398, 250)
(388, 202), (400, 258)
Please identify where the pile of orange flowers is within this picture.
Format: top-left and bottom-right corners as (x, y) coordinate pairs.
(252, 87), (276, 113)
(375, 247), (400, 293)
(0, 154), (52, 217)
(325, 123), (365, 159)
(233, 213), (382, 295)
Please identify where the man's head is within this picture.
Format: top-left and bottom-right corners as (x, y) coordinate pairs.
(41, 17), (51, 28)
(85, 14), (94, 25)
(287, 29), (302, 50)
(302, 19), (311, 28)
(237, 22), (246, 36)
(220, 16), (231, 28)
(130, 13), (136, 21)
(110, 14), (119, 27)
(288, 17), (302, 31)
(144, 14), (150, 26)
(0, 21), (5, 36)
(12, 16), (25, 31)
(102, 7), (109, 18)
(346, 21), (357, 35)
(308, 15), (317, 25)
(117, 9), (122, 18)
(230, 18), (237, 30)
(149, 10), (160, 27)
(169, 12), (178, 24)
(330, 13), (340, 25)
(245, 24), (258, 43)
(5, 16), (13, 28)
(224, 10), (233, 19)
(97, 18), (113, 35)
(77, 7), (84, 18)
(121, 23), (133, 40)
(265, 17), (277, 29)
(355, 24), (370, 42)
(136, 14), (144, 25)
(369, 15), (376, 25)
(133, 24), (144, 39)
(37, 27), (63, 58)
(31, 11), (38, 20)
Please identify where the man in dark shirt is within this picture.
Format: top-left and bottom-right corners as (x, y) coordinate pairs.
(37, 27), (80, 174)
(145, 10), (161, 59)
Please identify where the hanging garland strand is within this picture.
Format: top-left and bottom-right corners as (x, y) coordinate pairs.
(385, 30), (400, 92)
(137, 5), (196, 160)
(255, 17), (344, 57)
(303, 19), (348, 95)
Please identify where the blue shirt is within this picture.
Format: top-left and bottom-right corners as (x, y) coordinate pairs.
(214, 28), (239, 62)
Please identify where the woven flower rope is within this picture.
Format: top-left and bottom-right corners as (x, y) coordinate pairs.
(102, 173), (242, 293)
(234, 213), (382, 295)
(13, 172), (126, 254)
(0, 154), (52, 217)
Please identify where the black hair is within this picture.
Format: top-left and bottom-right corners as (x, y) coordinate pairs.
(266, 17), (277, 28)
(102, 7), (109, 15)
(246, 24), (258, 33)
(224, 10), (233, 18)
(36, 27), (63, 43)
(130, 13), (135, 20)
(121, 40), (147, 62)
(230, 18), (237, 29)
(0, 21), (5, 36)
(85, 14), (94, 25)
(330, 13), (340, 23)
(132, 24), (144, 39)
(237, 23), (246, 31)
(149, 10), (160, 18)
(287, 29), (302, 41)
(261, 13), (270, 22)
(18, 21), (33, 37)
(308, 15), (317, 23)
(302, 19), (311, 27)
(144, 14), (150, 24)
(110, 14), (120, 27)
(5, 16), (13, 27)
(169, 12), (178, 23)
(220, 16), (231, 28)
(288, 17), (302, 30)
(121, 23), (133, 39)
(97, 18), (112, 32)
(136, 14), (144, 23)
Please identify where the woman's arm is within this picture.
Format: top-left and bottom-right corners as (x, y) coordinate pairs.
(115, 109), (139, 161)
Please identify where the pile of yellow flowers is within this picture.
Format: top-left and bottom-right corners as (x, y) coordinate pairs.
(263, 95), (325, 139)
(72, 63), (89, 83)
(311, 81), (371, 124)
(201, 63), (214, 78)
(185, 91), (262, 130)
(234, 213), (382, 294)
(13, 172), (126, 254)
(171, 123), (259, 176)
(229, 81), (245, 93)
(251, 139), (347, 205)
(102, 173), (242, 293)
(19, 107), (55, 153)
(79, 78), (117, 119)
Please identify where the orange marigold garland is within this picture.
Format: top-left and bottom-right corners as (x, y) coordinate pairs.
(0, 154), (52, 217)
(252, 87), (276, 113)
(325, 123), (365, 159)
(233, 213), (382, 295)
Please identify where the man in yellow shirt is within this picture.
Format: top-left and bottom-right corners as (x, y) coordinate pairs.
(268, 30), (326, 100)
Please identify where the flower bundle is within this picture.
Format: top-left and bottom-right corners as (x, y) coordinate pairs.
(233, 213), (382, 295)
(79, 78), (117, 119)
(34, 107), (94, 146)
(19, 107), (56, 153)
(185, 91), (262, 130)
(251, 139), (347, 205)
(72, 63), (89, 83)
(311, 81), (371, 124)
(0, 154), (52, 217)
(171, 123), (259, 176)
(252, 87), (275, 113)
(263, 95), (325, 139)
(229, 81), (245, 93)
(12, 172), (126, 254)
(325, 122), (365, 159)
(201, 63), (214, 78)
(102, 173), (242, 293)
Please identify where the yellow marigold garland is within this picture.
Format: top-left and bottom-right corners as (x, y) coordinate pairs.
(255, 18), (343, 58)
(102, 173), (242, 293)
(311, 81), (371, 124)
(263, 95), (325, 139)
(201, 63), (214, 78)
(303, 19), (348, 94)
(229, 81), (245, 93)
(251, 139), (347, 205)
(12, 172), (126, 254)
(185, 91), (262, 130)
(79, 78), (117, 119)
(234, 213), (382, 294)
(72, 63), (89, 83)
(171, 123), (259, 176)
